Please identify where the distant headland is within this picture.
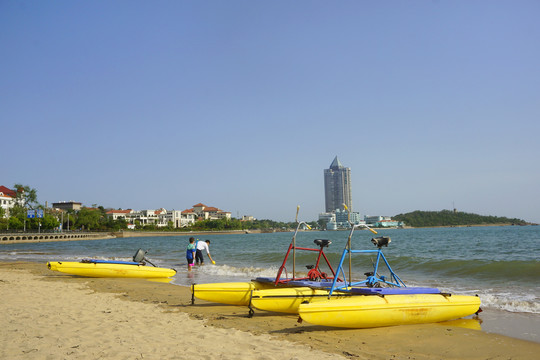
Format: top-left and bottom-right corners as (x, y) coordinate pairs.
(392, 210), (533, 228)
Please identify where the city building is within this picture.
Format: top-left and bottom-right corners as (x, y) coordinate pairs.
(335, 208), (364, 226)
(318, 212), (336, 225)
(365, 215), (404, 228)
(52, 201), (82, 212)
(324, 156), (352, 213)
(319, 209), (365, 230)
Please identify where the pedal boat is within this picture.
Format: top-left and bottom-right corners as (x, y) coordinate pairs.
(254, 205), (481, 325)
(191, 208), (348, 307)
(47, 249), (176, 279)
(292, 206), (481, 327)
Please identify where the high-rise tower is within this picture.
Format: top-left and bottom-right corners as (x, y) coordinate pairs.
(324, 156), (352, 212)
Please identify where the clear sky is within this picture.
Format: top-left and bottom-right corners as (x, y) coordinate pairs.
(1, 1), (539, 223)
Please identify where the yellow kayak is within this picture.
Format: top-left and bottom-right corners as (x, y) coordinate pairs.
(250, 287), (352, 314)
(47, 261), (176, 278)
(191, 281), (277, 306)
(298, 293), (481, 328)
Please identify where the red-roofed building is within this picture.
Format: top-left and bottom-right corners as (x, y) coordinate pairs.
(0, 185), (16, 218)
(189, 203), (231, 221)
(106, 209), (134, 220)
(0, 185), (16, 198)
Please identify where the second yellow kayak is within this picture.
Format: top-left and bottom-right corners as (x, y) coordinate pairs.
(298, 293), (481, 328)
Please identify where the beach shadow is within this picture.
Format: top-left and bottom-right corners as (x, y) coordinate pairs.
(269, 324), (346, 334)
(249, 311), (296, 318)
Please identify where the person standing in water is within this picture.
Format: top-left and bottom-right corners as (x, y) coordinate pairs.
(186, 237), (196, 271)
(195, 239), (215, 265)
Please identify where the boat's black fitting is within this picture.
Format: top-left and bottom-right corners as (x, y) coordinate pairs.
(475, 307), (483, 315)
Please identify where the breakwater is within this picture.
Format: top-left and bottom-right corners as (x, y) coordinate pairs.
(0, 230), (260, 243)
(0, 232), (114, 243)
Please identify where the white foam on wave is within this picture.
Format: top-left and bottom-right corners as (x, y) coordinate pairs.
(170, 263), (313, 287)
(201, 264), (280, 278)
(477, 291), (540, 314)
(440, 286), (540, 315)
(0, 250), (57, 261)
(448, 286), (540, 314)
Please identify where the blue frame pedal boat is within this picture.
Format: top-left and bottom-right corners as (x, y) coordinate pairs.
(251, 205), (481, 328)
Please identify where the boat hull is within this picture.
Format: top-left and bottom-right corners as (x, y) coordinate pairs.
(298, 294), (481, 328)
(191, 281), (279, 306)
(250, 287), (349, 314)
(47, 261), (176, 278)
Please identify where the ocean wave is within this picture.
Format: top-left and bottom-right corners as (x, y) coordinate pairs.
(201, 264), (281, 278)
(401, 281), (540, 315)
(390, 256), (540, 283)
(478, 292), (540, 314)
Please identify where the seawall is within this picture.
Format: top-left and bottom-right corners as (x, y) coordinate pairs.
(0, 232), (114, 244)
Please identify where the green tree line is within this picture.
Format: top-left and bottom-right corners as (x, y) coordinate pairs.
(393, 210), (528, 227)
(135, 218), (312, 232)
(0, 184), (127, 232)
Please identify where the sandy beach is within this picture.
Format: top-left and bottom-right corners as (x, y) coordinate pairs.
(2, 262), (539, 359)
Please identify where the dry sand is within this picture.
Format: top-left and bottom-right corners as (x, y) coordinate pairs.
(2, 262), (539, 360)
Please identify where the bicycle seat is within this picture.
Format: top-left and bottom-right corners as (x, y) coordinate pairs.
(314, 239), (331, 247)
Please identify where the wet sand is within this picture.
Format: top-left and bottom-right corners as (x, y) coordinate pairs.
(2, 261), (539, 359)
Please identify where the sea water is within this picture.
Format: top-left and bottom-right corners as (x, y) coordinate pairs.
(1, 226), (539, 341)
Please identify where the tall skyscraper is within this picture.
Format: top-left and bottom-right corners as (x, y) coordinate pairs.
(324, 156), (352, 212)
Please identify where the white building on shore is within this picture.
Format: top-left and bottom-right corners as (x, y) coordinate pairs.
(106, 208), (197, 228)
(319, 209), (365, 230)
(106, 202), (229, 229)
(0, 186), (16, 218)
(186, 203), (232, 220)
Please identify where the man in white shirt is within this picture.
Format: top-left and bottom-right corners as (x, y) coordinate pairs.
(195, 239), (215, 265)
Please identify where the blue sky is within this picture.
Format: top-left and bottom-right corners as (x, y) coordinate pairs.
(2, 1), (539, 223)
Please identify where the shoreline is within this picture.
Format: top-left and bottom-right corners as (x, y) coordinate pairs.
(0, 229), (263, 244)
(3, 223), (535, 245)
(2, 261), (539, 359)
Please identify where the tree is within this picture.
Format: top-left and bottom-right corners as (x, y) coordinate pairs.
(75, 208), (101, 231)
(8, 216), (24, 230)
(42, 213), (60, 230)
(13, 184), (39, 209)
(0, 217), (8, 230)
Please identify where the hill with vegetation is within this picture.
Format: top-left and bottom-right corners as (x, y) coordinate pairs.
(393, 210), (528, 228)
